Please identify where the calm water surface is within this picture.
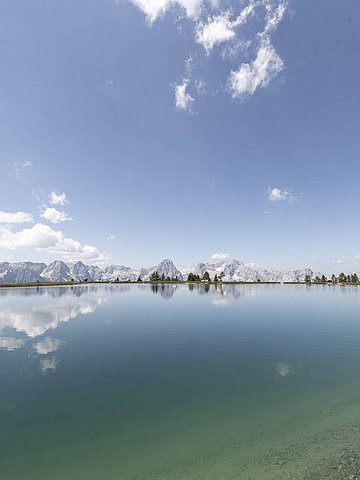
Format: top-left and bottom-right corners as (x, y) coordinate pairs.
(1, 284), (360, 479)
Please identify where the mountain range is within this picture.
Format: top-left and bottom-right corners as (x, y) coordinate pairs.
(0, 258), (319, 284)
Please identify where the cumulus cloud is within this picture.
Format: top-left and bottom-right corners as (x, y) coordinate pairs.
(0, 211), (33, 224)
(106, 234), (116, 240)
(49, 191), (69, 206)
(0, 223), (106, 264)
(267, 187), (294, 202)
(41, 207), (72, 224)
(33, 337), (66, 355)
(174, 79), (194, 111)
(354, 254), (360, 260)
(229, 38), (283, 99)
(196, 12), (236, 54)
(211, 252), (230, 260)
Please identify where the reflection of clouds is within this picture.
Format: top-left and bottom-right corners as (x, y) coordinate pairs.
(0, 336), (26, 351)
(33, 337), (65, 355)
(275, 362), (295, 378)
(39, 357), (58, 374)
(0, 290), (107, 338)
(212, 298), (231, 307)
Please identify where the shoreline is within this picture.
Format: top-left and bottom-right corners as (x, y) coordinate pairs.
(0, 280), (358, 289)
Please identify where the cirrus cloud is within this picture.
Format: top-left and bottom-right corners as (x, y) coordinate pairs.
(211, 252), (230, 260)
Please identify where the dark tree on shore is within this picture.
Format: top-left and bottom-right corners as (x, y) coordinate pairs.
(202, 271), (211, 281)
(214, 274), (218, 282)
(150, 271), (160, 281)
(331, 274), (336, 284)
(351, 273), (359, 283)
(338, 272), (346, 283)
(137, 276), (142, 282)
(304, 274), (311, 283)
(161, 273), (165, 281)
(321, 275), (327, 283)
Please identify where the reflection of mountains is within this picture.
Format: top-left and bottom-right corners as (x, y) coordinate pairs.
(147, 283), (260, 301)
(0, 285), (125, 338)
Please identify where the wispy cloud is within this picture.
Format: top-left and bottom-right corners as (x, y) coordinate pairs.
(0, 211), (34, 224)
(106, 234), (116, 240)
(174, 79), (194, 112)
(123, 0), (289, 109)
(49, 191), (69, 206)
(331, 259), (344, 265)
(12, 160), (33, 179)
(41, 207), (72, 224)
(212, 252), (230, 260)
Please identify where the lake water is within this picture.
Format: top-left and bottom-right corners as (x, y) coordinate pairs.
(1, 284), (360, 479)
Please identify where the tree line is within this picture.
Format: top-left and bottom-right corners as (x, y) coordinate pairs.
(304, 273), (359, 284)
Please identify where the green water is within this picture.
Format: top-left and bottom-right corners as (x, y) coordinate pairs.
(1, 284), (360, 479)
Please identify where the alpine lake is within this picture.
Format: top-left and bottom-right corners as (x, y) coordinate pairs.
(1, 283), (360, 479)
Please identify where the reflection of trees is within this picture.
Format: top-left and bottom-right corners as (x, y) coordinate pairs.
(187, 283), (260, 299)
(150, 284), (176, 300)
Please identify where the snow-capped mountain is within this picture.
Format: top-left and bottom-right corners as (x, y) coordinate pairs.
(188, 259), (314, 283)
(0, 262), (46, 284)
(41, 261), (72, 282)
(0, 257), (322, 284)
(138, 259), (183, 281)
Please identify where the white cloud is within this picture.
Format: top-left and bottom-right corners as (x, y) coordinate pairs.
(125, 0), (289, 108)
(0, 337), (26, 351)
(49, 191), (69, 206)
(127, 0), (203, 22)
(196, 3), (255, 54)
(0, 211), (33, 224)
(196, 12), (236, 54)
(211, 252), (230, 260)
(106, 234), (116, 240)
(33, 337), (65, 355)
(354, 254), (360, 260)
(41, 207), (72, 224)
(12, 160), (33, 179)
(267, 187), (293, 202)
(229, 38), (283, 99)
(0, 223), (107, 264)
(174, 79), (194, 111)
(331, 259), (344, 265)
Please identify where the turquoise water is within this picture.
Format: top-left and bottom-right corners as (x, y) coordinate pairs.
(1, 284), (360, 479)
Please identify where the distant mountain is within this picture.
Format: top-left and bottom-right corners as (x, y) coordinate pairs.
(0, 261), (46, 284)
(138, 259), (183, 281)
(0, 257), (322, 284)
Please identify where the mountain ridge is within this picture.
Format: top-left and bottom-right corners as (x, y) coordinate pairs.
(0, 258), (330, 284)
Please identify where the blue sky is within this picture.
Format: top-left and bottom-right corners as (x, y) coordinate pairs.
(0, 0), (359, 272)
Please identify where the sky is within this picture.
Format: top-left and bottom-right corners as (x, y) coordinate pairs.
(0, 0), (359, 273)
